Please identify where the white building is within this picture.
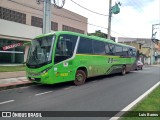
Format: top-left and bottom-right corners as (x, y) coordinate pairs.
(0, 0), (88, 64)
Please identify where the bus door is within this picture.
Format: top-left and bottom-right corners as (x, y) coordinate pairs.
(54, 34), (78, 82)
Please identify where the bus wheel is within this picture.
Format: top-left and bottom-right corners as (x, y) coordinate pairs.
(74, 70), (86, 86)
(121, 66), (126, 75)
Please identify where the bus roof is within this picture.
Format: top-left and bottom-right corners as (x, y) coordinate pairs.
(34, 31), (136, 49)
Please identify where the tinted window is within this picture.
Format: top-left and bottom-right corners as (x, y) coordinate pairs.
(93, 41), (105, 55)
(107, 44), (115, 55)
(77, 37), (93, 54)
(54, 34), (78, 64)
(128, 48), (133, 57)
(115, 45), (123, 56)
(132, 48), (137, 57)
(105, 43), (110, 54)
(122, 47), (128, 57)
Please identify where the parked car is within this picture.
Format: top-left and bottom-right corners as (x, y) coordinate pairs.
(136, 61), (143, 70)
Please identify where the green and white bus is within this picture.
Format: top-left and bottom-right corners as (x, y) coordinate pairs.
(26, 31), (138, 85)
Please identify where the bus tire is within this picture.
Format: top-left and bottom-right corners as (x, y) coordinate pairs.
(74, 70), (86, 86)
(121, 66), (126, 75)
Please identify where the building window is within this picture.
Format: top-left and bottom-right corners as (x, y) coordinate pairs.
(0, 39), (24, 63)
(51, 21), (58, 31)
(0, 7), (26, 24)
(62, 25), (84, 34)
(31, 16), (43, 28)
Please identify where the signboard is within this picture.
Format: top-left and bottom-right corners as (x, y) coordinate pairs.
(3, 42), (23, 51)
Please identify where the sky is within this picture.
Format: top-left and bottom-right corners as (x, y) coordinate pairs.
(63, 0), (160, 39)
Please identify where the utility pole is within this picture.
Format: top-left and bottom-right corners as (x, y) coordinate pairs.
(107, 1), (121, 40)
(151, 23), (160, 64)
(107, 0), (112, 39)
(43, 0), (51, 34)
(37, 0), (65, 34)
(151, 25), (154, 65)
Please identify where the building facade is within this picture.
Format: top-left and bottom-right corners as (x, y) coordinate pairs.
(118, 37), (160, 64)
(0, 0), (88, 64)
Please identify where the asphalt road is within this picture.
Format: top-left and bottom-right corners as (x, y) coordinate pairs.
(0, 66), (159, 120)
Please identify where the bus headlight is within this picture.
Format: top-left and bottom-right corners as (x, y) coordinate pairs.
(41, 66), (52, 75)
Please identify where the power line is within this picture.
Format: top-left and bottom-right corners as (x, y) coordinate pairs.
(70, 0), (109, 16)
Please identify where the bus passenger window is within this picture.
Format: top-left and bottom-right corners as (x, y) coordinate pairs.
(108, 44), (115, 55)
(122, 47), (128, 57)
(93, 41), (105, 55)
(115, 45), (123, 56)
(77, 38), (93, 54)
(132, 49), (137, 57)
(105, 44), (110, 54)
(128, 48), (133, 57)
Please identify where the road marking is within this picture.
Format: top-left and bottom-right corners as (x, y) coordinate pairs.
(0, 100), (15, 105)
(35, 91), (53, 96)
(0, 83), (41, 93)
(110, 81), (160, 120)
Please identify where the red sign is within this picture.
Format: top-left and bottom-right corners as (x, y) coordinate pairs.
(3, 42), (23, 51)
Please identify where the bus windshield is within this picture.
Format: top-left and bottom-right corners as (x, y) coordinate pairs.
(26, 35), (55, 68)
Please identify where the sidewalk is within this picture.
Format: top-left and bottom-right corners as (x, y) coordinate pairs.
(0, 71), (32, 90)
(0, 71), (26, 79)
(145, 64), (160, 67)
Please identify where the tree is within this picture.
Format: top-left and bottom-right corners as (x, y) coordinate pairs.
(88, 30), (106, 38)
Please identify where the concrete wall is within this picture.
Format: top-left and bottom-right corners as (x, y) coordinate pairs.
(0, 19), (42, 39)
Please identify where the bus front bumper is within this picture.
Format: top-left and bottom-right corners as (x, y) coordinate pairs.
(27, 72), (54, 84)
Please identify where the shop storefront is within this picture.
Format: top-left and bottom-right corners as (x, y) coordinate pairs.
(0, 39), (25, 64)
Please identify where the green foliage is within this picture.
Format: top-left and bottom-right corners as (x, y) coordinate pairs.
(121, 86), (160, 120)
(88, 30), (106, 38)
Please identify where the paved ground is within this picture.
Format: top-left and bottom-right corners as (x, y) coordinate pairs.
(0, 71), (32, 90)
(0, 66), (159, 120)
(0, 71), (26, 79)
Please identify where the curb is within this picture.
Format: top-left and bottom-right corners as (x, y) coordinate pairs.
(0, 81), (34, 91)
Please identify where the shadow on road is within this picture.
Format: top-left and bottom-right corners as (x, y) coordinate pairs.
(28, 72), (134, 91)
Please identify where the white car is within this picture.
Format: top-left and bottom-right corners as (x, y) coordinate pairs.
(136, 61), (143, 70)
